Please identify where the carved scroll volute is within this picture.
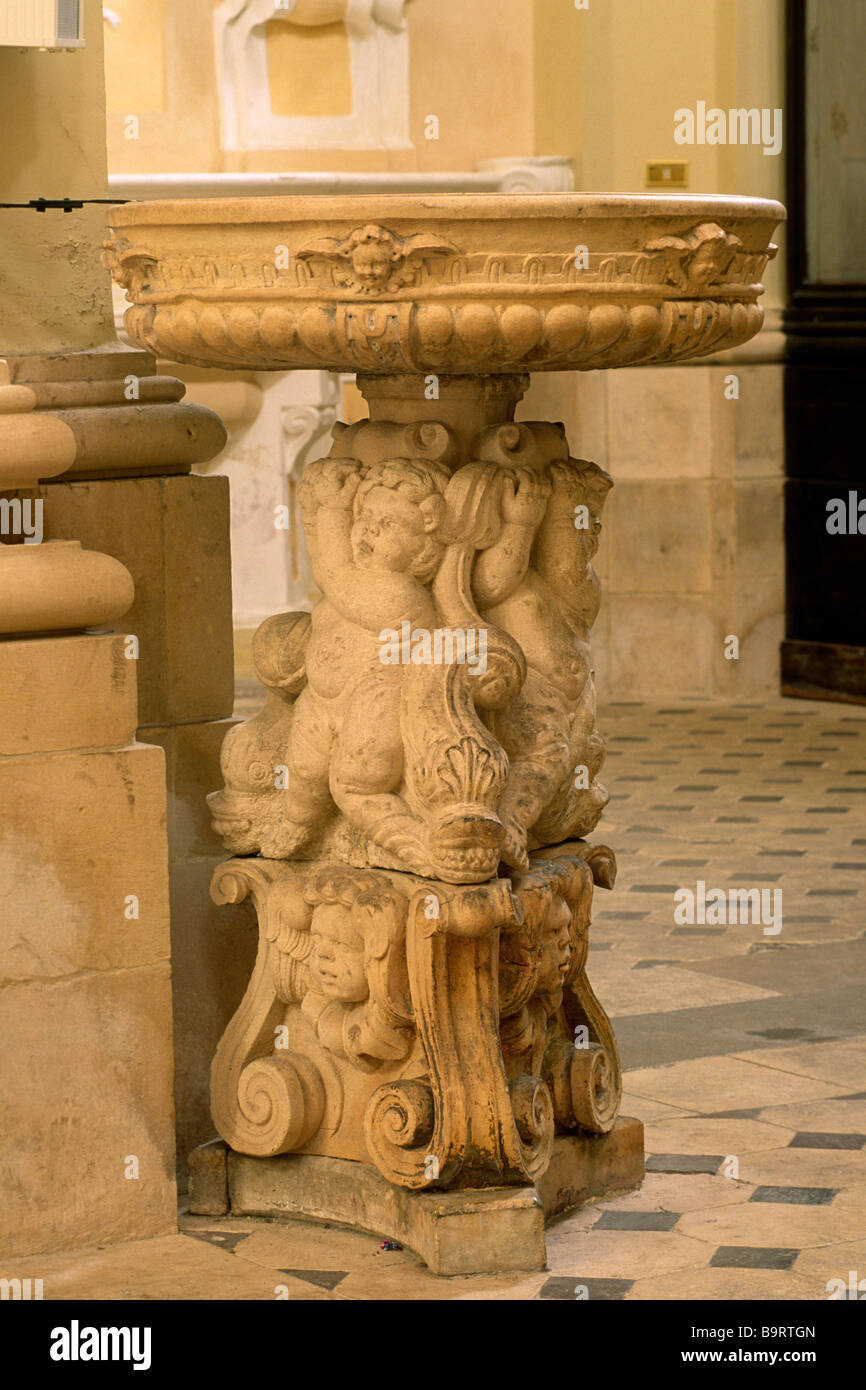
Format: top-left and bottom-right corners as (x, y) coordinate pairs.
(537, 848), (622, 1134)
(364, 880), (554, 1189)
(209, 861), (326, 1157)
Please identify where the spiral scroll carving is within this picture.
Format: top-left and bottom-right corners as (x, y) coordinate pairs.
(510, 1074), (555, 1178)
(218, 1053), (325, 1158)
(363, 1079), (439, 1187)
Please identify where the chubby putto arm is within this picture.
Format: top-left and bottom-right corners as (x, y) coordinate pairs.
(472, 470), (550, 608)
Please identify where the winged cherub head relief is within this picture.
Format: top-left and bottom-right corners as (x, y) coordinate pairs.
(297, 223), (459, 294)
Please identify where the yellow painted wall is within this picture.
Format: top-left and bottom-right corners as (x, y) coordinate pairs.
(104, 0), (167, 114)
(266, 21), (352, 117)
(0, 1), (116, 353)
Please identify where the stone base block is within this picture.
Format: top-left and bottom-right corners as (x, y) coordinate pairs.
(536, 1118), (645, 1218)
(189, 1119), (644, 1277)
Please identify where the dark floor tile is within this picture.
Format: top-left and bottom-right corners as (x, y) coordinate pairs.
(704, 1108), (763, 1120)
(750, 1186), (837, 1206)
(806, 807), (849, 814)
(594, 911), (650, 921)
(709, 1246), (799, 1270)
(594, 1210), (680, 1231)
(759, 849), (806, 857)
(807, 888), (858, 896)
(541, 1276), (633, 1300)
(833, 862), (866, 870)
(645, 1154), (723, 1174)
(279, 1268), (348, 1291)
(745, 1027), (816, 1041)
(660, 859), (710, 866)
(670, 927), (727, 937)
(782, 827), (828, 834)
(788, 1132), (866, 1150)
(632, 959), (682, 970)
(629, 884), (679, 893)
(716, 816), (758, 823)
(185, 1231), (251, 1254)
(676, 785), (719, 792)
(740, 795), (784, 802)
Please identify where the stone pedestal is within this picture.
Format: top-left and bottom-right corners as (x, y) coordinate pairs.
(189, 1122), (644, 1276)
(105, 188), (783, 1272)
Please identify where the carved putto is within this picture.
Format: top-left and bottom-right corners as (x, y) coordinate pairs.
(297, 224), (459, 294)
(208, 411), (611, 885)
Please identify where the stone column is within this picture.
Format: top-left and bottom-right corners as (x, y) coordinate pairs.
(0, 3), (244, 1252)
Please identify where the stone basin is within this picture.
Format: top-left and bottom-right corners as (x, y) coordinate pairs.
(104, 193), (784, 375)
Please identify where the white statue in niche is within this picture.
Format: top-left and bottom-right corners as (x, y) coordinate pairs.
(214, 0), (413, 151)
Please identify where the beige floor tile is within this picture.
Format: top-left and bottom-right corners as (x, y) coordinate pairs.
(676, 1200), (858, 1249)
(605, 1172), (755, 1212)
(451, 1274), (550, 1301)
(592, 959), (777, 1017)
(792, 1239), (866, 1292)
(621, 1092), (695, 1125)
(732, 1038), (866, 1091)
(555, 1171), (754, 1219)
(735, 1148), (866, 1188)
(0, 1233), (333, 1301)
(643, 1116), (796, 1155)
(335, 1264), (544, 1301)
(223, 1219), (393, 1275)
(544, 1228), (707, 1279)
(624, 1056), (841, 1113)
(627, 1266), (820, 1301)
(755, 1097), (866, 1134)
(822, 1182), (866, 1216)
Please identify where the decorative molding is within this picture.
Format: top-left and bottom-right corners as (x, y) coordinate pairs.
(1, 347), (226, 482)
(0, 540), (134, 637)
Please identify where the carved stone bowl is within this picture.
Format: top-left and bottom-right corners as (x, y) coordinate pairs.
(104, 194), (784, 375)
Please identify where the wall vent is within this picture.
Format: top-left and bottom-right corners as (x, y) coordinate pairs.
(0, 0), (84, 49)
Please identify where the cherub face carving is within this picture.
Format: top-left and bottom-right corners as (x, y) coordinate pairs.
(350, 458), (449, 580)
(349, 230), (394, 290)
(536, 895), (572, 994)
(308, 903), (368, 1003)
(350, 485), (427, 572)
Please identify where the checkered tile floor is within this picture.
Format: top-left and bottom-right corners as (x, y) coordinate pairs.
(9, 694), (864, 1300)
